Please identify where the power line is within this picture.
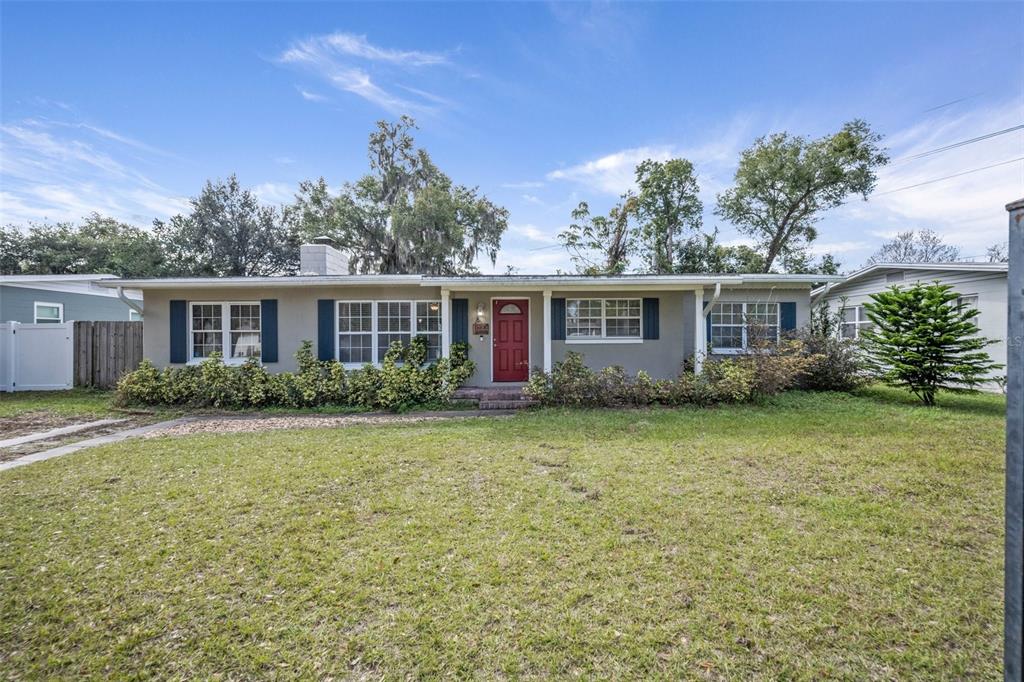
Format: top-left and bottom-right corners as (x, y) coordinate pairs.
(872, 156), (1024, 197)
(892, 124), (1024, 163)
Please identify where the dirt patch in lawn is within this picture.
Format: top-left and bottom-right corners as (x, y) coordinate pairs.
(0, 410), (97, 440)
(0, 415), (148, 463)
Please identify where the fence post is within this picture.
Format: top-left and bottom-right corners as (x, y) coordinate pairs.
(1006, 197), (1024, 682)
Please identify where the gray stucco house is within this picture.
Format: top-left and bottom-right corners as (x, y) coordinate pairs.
(813, 262), (1009, 378)
(0, 274), (144, 324)
(97, 243), (838, 387)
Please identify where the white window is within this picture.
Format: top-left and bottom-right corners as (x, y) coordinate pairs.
(336, 300), (442, 367)
(34, 302), (63, 324)
(129, 309), (143, 322)
(840, 306), (872, 339)
(415, 301), (442, 361)
(376, 301), (412, 363)
(709, 302), (780, 353)
(189, 302), (261, 363)
(338, 301), (373, 365)
(566, 298), (642, 341)
(957, 295), (980, 327)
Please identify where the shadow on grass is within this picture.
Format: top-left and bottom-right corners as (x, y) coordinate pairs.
(854, 383), (1006, 418)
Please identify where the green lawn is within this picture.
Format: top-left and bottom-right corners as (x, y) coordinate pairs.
(0, 388), (118, 419)
(0, 388), (1005, 678)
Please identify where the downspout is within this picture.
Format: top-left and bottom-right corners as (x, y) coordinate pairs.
(117, 287), (145, 318)
(705, 282), (722, 315)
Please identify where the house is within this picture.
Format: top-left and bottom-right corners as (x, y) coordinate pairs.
(0, 274), (144, 324)
(813, 262), (1009, 377)
(95, 243), (840, 386)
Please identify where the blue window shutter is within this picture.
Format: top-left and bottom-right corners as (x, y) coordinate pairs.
(704, 302), (712, 345)
(452, 299), (469, 344)
(317, 299), (335, 361)
(260, 299), (278, 362)
(169, 300), (187, 363)
(780, 302), (797, 333)
(642, 297), (659, 340)
(551, 298), (566, 340)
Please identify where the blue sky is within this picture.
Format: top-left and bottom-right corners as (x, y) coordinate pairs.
(2, 1), (1022, 273)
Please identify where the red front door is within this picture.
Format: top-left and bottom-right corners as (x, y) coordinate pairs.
(493, 299), (529, 382)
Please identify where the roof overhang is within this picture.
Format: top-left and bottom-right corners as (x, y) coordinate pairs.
(812, 261), (1009, 299)
(97, 273), (844, 292)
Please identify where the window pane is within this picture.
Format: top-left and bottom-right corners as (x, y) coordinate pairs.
(192, 331), (223, 358)
(567, 299), (602, 337)
(230, 332), (261, 359)
(378, 333), (411, 362)
(192, 304), (222, 331)
(230, 304), (261, 332)
(606, 318), (641, 338)
(338, 302), (372, 333)
(35, 304), (61, 322)
(712, 326), (743, 349)
(841, 307), (857, 324)
(419, 333), (442, 362)
(339, 333), (373, 364)
(378, 302), (411, 332)
(416, 301), (442, 332)
(841, 323), (858, 340)
(498, 303), (522, 315)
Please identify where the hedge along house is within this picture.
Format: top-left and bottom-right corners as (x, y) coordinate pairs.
(98, 242), (841, 387)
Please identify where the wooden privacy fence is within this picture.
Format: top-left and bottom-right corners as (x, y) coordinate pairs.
(74, 321), (143, 389)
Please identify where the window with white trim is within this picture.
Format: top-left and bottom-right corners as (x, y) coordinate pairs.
(840, 306), (872, 339)
(34, 302), (63, 324)
(566, 298), (642, 340)
(336, 300), (442, 366)
(189, 302), (261, 362)
(415, 301), (442, 361)
(128, 309), (143, 321)
(337, 301), (373, 365)
(709, 302), (780, 352)
(956, 295), (980, 327)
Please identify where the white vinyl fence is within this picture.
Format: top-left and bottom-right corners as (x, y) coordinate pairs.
(0, 322), (74, 392)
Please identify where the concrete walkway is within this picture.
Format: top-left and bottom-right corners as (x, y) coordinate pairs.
(0, 418), (129, 449)
(0, 410), (516, 472)
(0, 418), (193, 472)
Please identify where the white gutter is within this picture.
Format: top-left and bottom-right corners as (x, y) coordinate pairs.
(117, 287), (145, 318)
(705, 282), (722, 316)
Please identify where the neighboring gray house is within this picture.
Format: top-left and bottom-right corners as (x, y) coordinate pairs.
(813, 262), (1009, 377)
(0, 275), (144, 324)
(96, 243), (839, 387)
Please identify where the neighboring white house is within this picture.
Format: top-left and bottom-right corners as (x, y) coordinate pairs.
(813, 262), (1009, 379)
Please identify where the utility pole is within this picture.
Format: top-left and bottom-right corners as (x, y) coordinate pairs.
(1007, 197), (1024, 682)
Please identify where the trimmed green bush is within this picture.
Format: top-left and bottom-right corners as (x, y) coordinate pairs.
(524, 345), (815, 408)
(116, 339), (475, 411)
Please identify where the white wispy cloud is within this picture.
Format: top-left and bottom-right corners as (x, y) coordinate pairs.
(546, 116), (752, 198)
(278, 32), (453, 114)
(297, 87), (328, 102)
(835, 98), (1024, 258)
(0, 117), (189, 225)
(501, 180), (545, 189)
(252, 182), (297, 205)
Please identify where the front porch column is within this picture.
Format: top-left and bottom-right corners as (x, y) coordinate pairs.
(693, 288), (705, 374)
(542, 289), (552, 373)
(441, 288), (451, 358)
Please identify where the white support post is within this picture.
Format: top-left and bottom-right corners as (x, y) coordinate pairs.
(441, 289), (451, 358)
(542, 289), (552, 373)
(693, 288), (705, 375)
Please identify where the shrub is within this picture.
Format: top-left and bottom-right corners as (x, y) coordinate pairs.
(115, 338), (476, 412)
(796, 302), (868, 392)
(861, 283), (1002, 405)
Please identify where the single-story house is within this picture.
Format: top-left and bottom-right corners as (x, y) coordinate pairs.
(1, 274), (144, 324)
(96, 243), (840, 386)
(813, 261), (1009, 377)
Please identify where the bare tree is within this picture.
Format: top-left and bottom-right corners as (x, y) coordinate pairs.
(866, 229), (960, 265)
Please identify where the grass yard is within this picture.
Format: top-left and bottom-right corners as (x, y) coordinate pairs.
(0, 388), (1005, 678)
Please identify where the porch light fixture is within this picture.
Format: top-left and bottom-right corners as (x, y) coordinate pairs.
(476, 302), (486, 321)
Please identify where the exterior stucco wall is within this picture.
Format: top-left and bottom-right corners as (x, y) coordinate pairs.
(707, 286), (812, 357)
(140, 283), (813, 384)
(551, 290), (694, 380)
(0, 285), (138, 323)
(142, 285), (442, 373)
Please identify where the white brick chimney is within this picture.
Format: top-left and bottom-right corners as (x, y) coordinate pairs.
(299, 237), (348, 276)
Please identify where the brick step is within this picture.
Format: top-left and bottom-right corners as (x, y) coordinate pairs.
(478, 399), (538, 410)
